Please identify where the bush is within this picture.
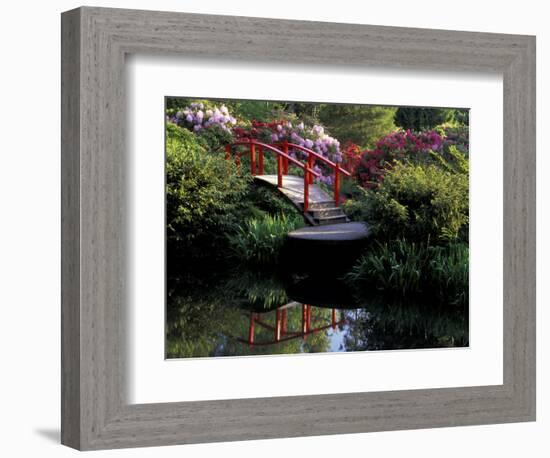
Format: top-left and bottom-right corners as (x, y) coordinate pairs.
(341, 142), (363, 175)
(436, 124), (469, 156)
(346, 239), (468, 305)
(247, 184), (303, 218)
(228, 214), (303, 266)
(360, 161), (469, 243)
(355, 129), (443, 189)
(166, 100), (236, 152)
(196, 123), (235, 153)
(354, 127), (470, 189)
(341, 196), (369, 222)
(166, 123), (251, 270)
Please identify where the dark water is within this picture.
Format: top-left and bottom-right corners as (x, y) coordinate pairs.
(166, 270), (469, 359)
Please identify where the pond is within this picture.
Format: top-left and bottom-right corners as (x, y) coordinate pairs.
(166, 269), (469, 359)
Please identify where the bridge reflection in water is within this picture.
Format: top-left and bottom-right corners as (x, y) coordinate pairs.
(165, 270), (469, 359)
(238, 303), (346, 348)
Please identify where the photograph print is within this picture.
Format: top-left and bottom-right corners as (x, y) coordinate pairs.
(165, 97), (470, 358)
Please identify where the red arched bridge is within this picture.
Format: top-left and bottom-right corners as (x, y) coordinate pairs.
(225, 139), (352, 226)
(234, 302), (346, 348)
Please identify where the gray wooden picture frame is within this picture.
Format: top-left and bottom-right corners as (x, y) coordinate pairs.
(61, 6), (536, 451)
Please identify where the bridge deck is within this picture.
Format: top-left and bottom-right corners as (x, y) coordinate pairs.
(254, 174), (333, 206)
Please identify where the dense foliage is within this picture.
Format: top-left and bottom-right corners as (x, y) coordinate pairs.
(165, 123), (250, 270)
(346, 240), (468, 306)
(354, 126), (469, 189)
(171, 101), (237, 132)
(164, 96), (470, 355)
(167, 101), (235, 152)
(228, 214), (304, 266)
(345, 161), (468, 243)
(354, 129), (442, 188)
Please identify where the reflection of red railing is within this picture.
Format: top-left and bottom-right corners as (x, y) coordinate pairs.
(238, 303), (346, 347)
(225, 139), (351, 212)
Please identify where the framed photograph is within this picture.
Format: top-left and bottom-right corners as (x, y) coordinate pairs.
(61, 6), (536, 450)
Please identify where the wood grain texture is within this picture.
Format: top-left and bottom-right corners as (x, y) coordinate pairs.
(61, 6), (536, 450)
(60, 7), (81, 449)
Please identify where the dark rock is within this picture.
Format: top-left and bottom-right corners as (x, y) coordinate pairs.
(281, 222), (370, 275)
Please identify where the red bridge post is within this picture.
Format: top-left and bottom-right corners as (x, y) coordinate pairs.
(250, 143), (256, 175)
(303, 169), (310, 212)
(334, 162), (340, 204)
(277, 155), (283, 188)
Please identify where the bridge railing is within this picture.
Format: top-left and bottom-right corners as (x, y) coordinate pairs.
(275, 141), (352, 205)
(226, 139), (351, 212)
(235, 304), (346, 347)
(226, 140), (321, 211)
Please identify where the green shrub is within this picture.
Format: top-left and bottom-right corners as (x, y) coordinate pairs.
(247, 185), (303, 218)
(362, 161), (468, 243)
(346, 239), (468, 306)
(166, 123), (251, 270)
(228, 214), (303, 266)
(196, 123), (234, 153)
(426, 145), (469, 175)
(341, 194), (371, 222)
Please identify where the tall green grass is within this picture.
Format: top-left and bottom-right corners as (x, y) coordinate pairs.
(228, 214), (303, 266)
(346, 239), (468, 306)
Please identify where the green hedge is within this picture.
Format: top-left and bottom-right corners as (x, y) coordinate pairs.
(345, 161), (468, 244)
(165, 123), (250, 270)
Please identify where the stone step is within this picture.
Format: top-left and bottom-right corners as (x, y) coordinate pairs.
(314, 214), (349, 225)
(307, 207), (345, 219)
(300, 200), (337, 211)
